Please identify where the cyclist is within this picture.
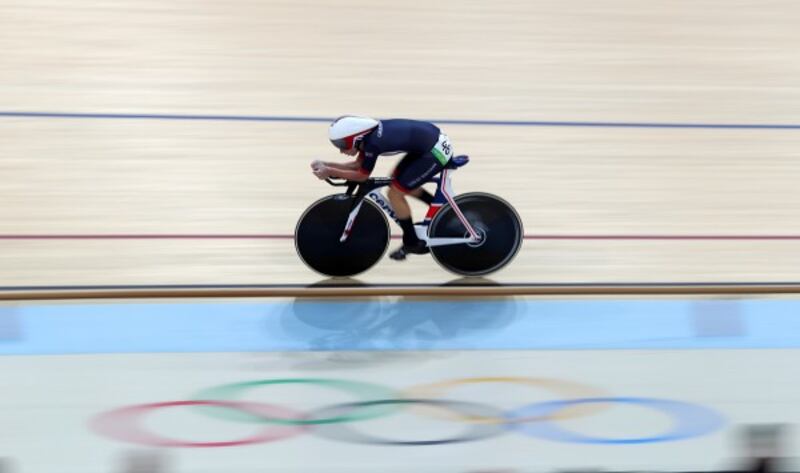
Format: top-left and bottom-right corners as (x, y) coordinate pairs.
(311, 115), (454, 261)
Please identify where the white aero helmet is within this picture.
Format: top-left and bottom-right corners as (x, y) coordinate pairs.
(329, 115), (379, 151)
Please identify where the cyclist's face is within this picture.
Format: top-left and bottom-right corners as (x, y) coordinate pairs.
(340, 147), (359, 157)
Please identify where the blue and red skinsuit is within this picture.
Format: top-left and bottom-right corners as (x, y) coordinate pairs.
(358, 119), (447, 191)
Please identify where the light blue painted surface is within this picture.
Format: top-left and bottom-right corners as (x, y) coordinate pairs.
(1, 298), (799, 355)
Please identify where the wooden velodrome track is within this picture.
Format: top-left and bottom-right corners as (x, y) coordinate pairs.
(2, 0), (800, 299)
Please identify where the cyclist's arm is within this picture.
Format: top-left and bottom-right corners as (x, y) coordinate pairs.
(355, 147), (378, 176)
(326, 167), (369, 182)
(326, 149), (372, 181)
(323, 159), (362, 171)
(322, 158), (365, 180)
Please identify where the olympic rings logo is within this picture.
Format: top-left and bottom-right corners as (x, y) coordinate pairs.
(90, 377), (727, 448)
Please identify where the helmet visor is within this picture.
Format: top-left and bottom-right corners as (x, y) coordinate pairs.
(331, 137), (350, 150)
(331, 133), (361, 151)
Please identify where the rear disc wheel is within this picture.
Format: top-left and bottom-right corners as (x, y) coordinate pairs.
(428, 192), (523, 276)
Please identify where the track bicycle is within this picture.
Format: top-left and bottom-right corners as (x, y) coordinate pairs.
(295, 155), (523, 277)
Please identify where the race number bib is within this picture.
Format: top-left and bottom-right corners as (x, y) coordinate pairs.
(431, 133), (454, 166)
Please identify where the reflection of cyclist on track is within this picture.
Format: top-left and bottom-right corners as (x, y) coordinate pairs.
(311, 115), (455, 261)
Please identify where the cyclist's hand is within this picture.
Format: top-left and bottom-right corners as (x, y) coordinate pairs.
(310, 159), (324, 171)
(312, 164), (330, 180)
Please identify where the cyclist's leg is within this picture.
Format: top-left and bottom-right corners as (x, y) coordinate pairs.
(390, 152), (445, 206)
(388, 154), (421, 249)
(389, 155), (434, 205)
(388, 152), (445, 260)
(409, 186), (435, 205)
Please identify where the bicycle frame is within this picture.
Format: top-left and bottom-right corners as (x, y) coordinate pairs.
(331, 165), (482, 247)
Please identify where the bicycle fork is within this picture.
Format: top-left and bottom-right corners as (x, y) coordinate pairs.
(339, 189), (400, 242)
(339, 198), (365, 243)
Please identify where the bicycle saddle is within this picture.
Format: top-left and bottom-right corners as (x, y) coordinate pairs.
(445, 155), (469, 169)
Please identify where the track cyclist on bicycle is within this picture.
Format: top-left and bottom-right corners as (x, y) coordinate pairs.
(311, 115), (455, 261)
